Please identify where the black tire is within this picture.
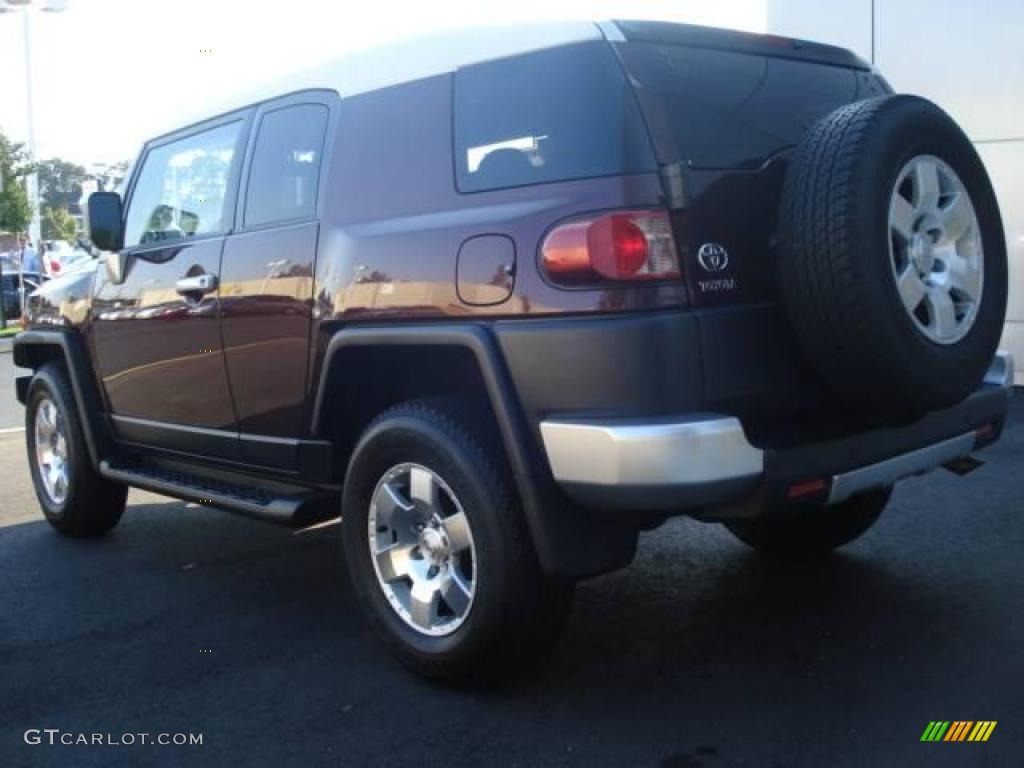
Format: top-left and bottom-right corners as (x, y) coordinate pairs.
(779, 95), (1007, 415)
(724, 487), (891, 559)
(341, 399), (574, 685)
(26, 363), (127, 537)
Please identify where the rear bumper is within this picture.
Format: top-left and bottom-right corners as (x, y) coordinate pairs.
(540, 352), (1014, 514)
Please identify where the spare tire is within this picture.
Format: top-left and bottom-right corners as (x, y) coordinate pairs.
(779, 94), (1007, 415)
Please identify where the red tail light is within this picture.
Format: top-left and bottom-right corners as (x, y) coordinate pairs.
(50, 260), (61, 274)
(541, 210), (681, 285)
(787, 478), (829, 500)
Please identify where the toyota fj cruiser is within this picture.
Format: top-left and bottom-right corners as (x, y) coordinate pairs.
(13, 21), (1013, 684)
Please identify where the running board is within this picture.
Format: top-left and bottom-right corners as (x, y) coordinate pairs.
(99, 457), (337, 527)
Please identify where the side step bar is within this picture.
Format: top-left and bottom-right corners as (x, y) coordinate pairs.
(99, 458), (337, 527)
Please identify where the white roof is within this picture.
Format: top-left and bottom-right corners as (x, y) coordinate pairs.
(178, 21), (606, 131)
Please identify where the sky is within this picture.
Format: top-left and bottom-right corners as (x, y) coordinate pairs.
(0, 0), (764, 167)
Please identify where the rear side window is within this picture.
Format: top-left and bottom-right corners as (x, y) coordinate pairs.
(615, 42), (864, 169)
(244, 103), (329, 228)
(454, 42), (657, 192)
(124, 121), (242, 248)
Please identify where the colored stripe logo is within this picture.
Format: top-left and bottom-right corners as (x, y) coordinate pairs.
(921, 721), (997, 742)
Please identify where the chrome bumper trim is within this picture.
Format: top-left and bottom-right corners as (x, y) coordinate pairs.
(539, 415), (763, 488)
(827, 431), (975, 505)
(540, 353), (1009, 509)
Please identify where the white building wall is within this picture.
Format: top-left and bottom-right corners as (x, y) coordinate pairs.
(766, 0), (1024, 383)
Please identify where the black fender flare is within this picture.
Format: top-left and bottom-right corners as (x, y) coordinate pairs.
(311, 324), (534, 481)
(311, 324), (637, 580)
(13, 329), (113, 469)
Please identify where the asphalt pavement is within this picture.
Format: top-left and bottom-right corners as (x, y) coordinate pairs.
(1, 363), (1021, 767)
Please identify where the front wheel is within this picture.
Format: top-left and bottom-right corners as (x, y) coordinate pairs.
(26, 363), (127, 537)
(724, 487), (891, 559)
(341, 400), (573, 685)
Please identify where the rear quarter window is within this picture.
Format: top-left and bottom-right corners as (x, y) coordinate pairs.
(454, 41), (657, 192)
(615, 41), (869, 169)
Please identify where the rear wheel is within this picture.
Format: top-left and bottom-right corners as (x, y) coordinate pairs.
(26, 363), (127, 537)
(724, 487), (891, 559)
(342, 400), (573, 685)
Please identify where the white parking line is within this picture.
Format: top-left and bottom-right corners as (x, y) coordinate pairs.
(0, 427), (25, 434)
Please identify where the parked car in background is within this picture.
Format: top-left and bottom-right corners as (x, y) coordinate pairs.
(41, 240), (92, 278)
(1, 265), (43, 319)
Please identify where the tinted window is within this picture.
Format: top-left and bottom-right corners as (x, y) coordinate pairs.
(616, 42), (863, 169)
(454, 42), (656, 192)
(124, 121), (242, 247)
(245, 104), (328, 227)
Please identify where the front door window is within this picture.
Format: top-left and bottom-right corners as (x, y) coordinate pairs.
(124, 121), (242, 247)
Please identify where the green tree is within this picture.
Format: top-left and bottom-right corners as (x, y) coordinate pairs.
(42, 204), (77, 243)
(36, 157), (87, 213)
(0, 129), (31, 234)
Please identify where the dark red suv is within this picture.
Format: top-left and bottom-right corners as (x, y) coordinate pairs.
(13, 21), (1013, 684)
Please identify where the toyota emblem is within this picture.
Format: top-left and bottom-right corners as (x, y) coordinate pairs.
(697, 242), (730, 272)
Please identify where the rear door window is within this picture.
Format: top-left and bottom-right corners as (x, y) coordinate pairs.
(454, 41), (656, 192)
(244, 103), (329, 228)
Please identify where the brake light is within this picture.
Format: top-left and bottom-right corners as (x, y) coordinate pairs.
(50, 260), (60, 274)
(541, 210), (681, 285)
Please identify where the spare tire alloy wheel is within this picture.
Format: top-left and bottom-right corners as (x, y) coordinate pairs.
(368, 463), (476, 637)
(890, 155), (983, 344)
(779, 95), (1007, 413)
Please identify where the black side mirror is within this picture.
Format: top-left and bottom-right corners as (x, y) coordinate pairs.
(87, 191), (125, 252)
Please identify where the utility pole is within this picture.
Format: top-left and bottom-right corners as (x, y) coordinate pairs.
(0, 258), (7, 331)
(2, 1), (70, 244)
(22, 7), (41, 247)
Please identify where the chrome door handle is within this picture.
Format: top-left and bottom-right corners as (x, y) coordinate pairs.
(175, 274), (218, 295)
